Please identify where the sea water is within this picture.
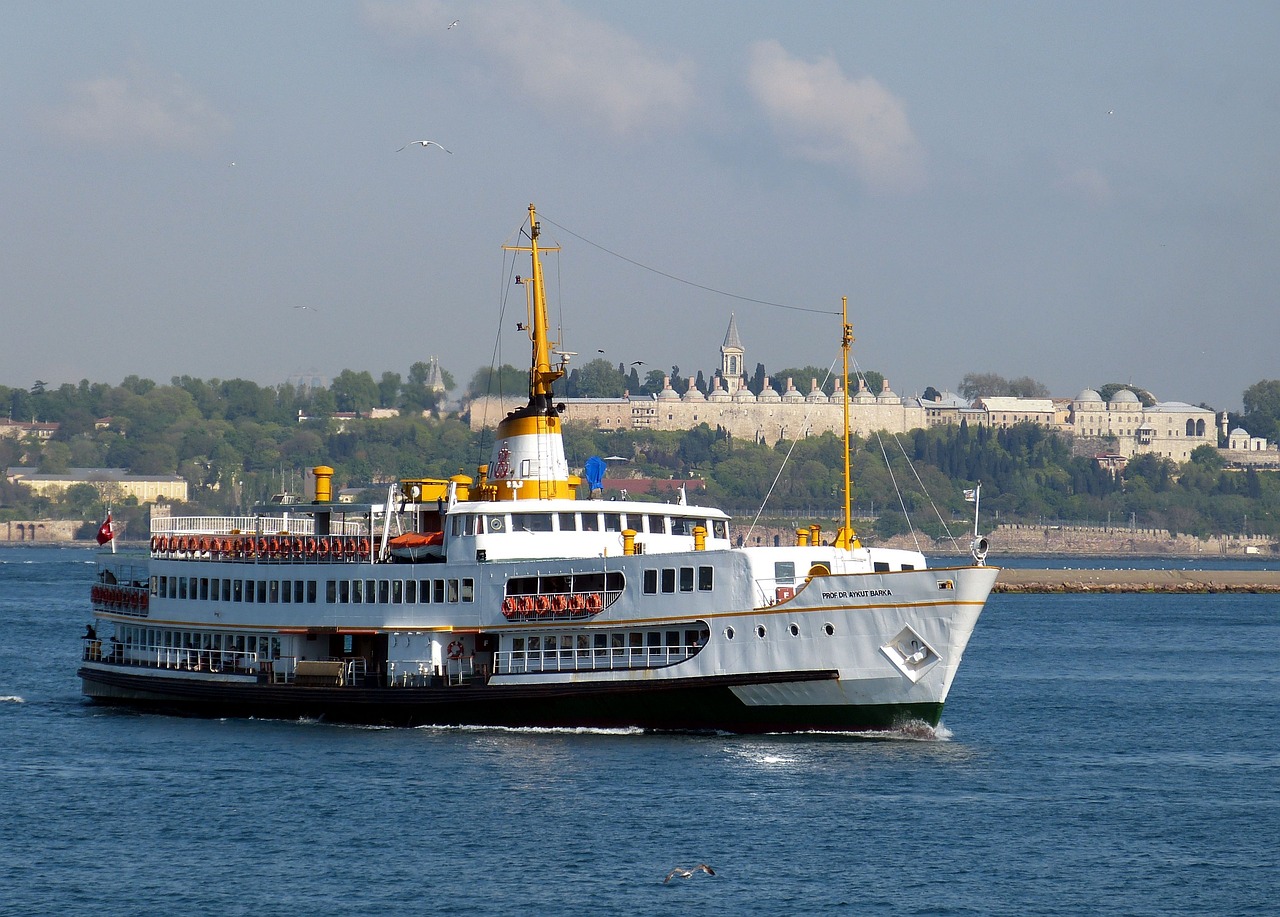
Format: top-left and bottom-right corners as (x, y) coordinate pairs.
(1, 546), (1276, 916)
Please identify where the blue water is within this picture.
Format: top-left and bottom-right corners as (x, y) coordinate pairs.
(2, 546), (1276, 915)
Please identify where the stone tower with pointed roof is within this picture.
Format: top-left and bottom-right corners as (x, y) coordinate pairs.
(720, 313), (745, 395)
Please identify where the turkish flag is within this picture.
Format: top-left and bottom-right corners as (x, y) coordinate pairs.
(96, 513), (115, 545)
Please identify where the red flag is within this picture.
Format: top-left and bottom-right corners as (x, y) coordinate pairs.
(96, 513), (115, 545)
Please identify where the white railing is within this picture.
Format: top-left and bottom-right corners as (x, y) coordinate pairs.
(150, 515), (366, 537)
(496, 645), (697, 675)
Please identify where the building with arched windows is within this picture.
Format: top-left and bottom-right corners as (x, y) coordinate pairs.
(1068, 389), (1215, 462)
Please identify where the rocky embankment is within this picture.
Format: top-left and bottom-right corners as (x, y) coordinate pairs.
(994, 568), (1280, 594)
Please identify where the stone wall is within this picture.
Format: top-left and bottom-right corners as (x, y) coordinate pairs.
(2, 520), (87, 542)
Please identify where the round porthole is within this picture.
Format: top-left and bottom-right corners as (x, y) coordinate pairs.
(725, 626), (735, 640)
(824, 623), (835, 636)
(789, 623), (800, 637)
(756, 624), (767, 638)
(488, 515), (505, 532)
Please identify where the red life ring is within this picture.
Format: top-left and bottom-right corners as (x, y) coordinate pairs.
(447, 640), (465, 660)
(317, 538), (330, 556)
(198, 537), (210, 552)
(553, 593), (569, 612)
(535, 595), (551, 615)
(305, 536), (318, 554)
(256, 537), (269, 555)
(150, 536), (160, 553)
(570, 593), (586, 611)
(357, 538), (370, 557)
(501, 596), (516, 618)
(332, 538), (345, 557)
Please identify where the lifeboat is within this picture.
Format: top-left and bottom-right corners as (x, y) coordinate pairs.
(387, 530), (445, 562)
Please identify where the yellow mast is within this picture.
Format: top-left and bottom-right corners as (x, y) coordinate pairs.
(837, 296), (862, 550)
(508, 203), (563, 401)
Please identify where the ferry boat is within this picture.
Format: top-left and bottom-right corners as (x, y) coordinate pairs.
(79, 205), (998, 733)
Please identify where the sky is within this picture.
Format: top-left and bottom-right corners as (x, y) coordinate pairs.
(3, 1), (1278, 413)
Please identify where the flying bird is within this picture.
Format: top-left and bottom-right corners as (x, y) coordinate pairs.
(448, 19), (460, 29)
(631, 360), (645, 366)
(664, 864), (715, 883)
(397, 140), (452, 153)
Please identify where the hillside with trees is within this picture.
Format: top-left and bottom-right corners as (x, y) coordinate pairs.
(3, 372), (1279, 542)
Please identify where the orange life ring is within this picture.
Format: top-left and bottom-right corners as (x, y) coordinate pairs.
(570, 593), (586, 611)
(535, 594), (551, 615)
(317, 537), (330, 556)
(502, 596), (516, 618)
(198, 537), (210, 552)
(553, 593), (569, 612)
(586, 592), (603, 611)
(150, 536), (160, 553)
(447, 640), (465, 660)
(303, 536), (316, 554)
(173, 536), (185, 552)
(358, 538), (370, 557)
(332, 538), (345, 557)
(256, 537), (269, 555)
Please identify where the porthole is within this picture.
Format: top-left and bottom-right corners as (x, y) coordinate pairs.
(725, 626), (735, 640)
(488, 515), (505, 532)
(823, 623), (835, 636)
(756, 624), (767, 638)
(789, 623), (800, 637)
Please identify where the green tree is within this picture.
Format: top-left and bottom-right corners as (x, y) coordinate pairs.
(573, 358), (626, 397)
(330, 370), (379, 413)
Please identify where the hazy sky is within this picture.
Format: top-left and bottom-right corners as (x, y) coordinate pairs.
(4, 1), (1277, 412)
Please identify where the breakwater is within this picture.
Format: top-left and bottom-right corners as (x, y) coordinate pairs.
(994, 568), (1280, 594)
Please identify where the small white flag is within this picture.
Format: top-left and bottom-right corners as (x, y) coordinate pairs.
(963, 489), (978, 503)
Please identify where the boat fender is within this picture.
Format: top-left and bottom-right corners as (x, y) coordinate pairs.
(447, 640), (465, 660)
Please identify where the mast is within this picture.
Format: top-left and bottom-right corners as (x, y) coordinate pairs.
(838, 296), (861, 550)
(485, 204), (575, 502)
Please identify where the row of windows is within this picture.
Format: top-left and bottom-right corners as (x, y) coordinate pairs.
(642, 566), (715, 594)
(451, 511), (728, 539)
(152, 575), (475, 605)
(116, 624), (281, 657)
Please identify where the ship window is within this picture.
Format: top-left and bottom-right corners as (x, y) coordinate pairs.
(486, 514), (506, 533)
(326, 581), (336, 603)
(603, 513), (623, 532)
(606, 571), (624, 593)
(713, 520), (727, 539)
(629, 632), (643, 650)
(157, 575), (167, 596)
(234, 580), (244, 602)
(451, 515), (461, 537)
(513, 513), (554, 532)
(643, 569), (658, 594)
(405, 580), (416, 603)
(378, 580), (390, 603)
(179, 577), (188, 600)
(365, 580), (376, 603)
(756, 624), (767, 638)
(661, 568), (676, 593)
(419, 580), (431, 602)
(308, 581), (317, 603)
(244, 580), (256, 604)
(280, 581), (291, 604)
(647, 632), (662, 654)
(256, 581), (267, 603)
(464, 515), (477, 536)
(448, 579), (460, 603)
(647, 515), (666, 535)
(581, 513), (600, 532)
(824, 623), (835, 636)
(434, 580), (445, 603)
(392, 580), (403, 603)
(873, 562), (890, 572)
(671, 517), (691, 536)
(789, 623), (799, 637)
(223, 579), (233, 601)
(199, 578), (209, 601)
(775, 562), (795, 584)
(679, 567), (694, 593)
(725, 626), (735, 640)
(557, 512), (578, 532)
(462, 579), (474, 602)
(611, 633), (625, 654)
(350, 580), (361, 603)
(698, 566), (713, 591)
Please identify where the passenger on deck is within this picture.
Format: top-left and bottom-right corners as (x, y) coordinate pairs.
(84, 624), (97, 640)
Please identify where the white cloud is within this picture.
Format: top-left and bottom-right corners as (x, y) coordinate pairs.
(364, 0), (696, 138)
(745, 40), (925, 195)
(42, 61), (230, 151)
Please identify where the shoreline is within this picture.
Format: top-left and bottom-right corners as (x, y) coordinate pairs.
(993, 568), (1280, 593)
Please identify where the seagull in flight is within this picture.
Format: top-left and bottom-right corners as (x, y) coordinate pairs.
(664, 864), (715, 883)
(397, 140), (452, 153)
(448, 19), (460, 29)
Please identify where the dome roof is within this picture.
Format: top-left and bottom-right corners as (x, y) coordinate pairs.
(1076, 389), (1103, 403)
(1110, 389), (1140, 405)
(1230, 427), (1249, 436)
